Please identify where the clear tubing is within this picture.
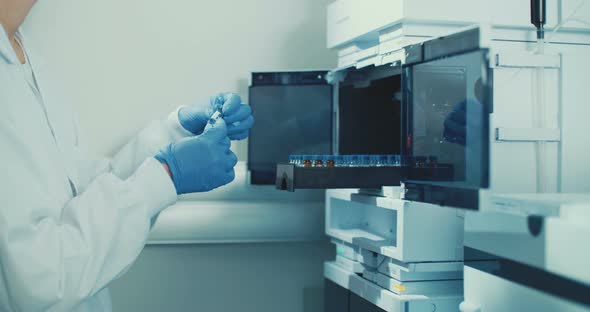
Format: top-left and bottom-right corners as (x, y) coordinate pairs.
(533, 39), (548, 193)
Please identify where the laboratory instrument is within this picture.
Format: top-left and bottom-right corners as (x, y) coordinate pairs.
(268, 27), (491, 212)
(245, 0), (590, 311)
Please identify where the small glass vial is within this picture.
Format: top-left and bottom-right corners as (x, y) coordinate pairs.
(388, 155), (401, 167)
(296, 155), (304, 167)
(415, 156), (427, 168)
(324, 155), (335, 167)
(349, 155), (360, 167)
(342, 155), (350, 167)
(334, 155), (345, 167)
(377, 155), (388, 167)
(313, 155), (325, 167)
(360, 155), (371, 167)
(369, 155), (380, 167)
(303, 155), (312, 168)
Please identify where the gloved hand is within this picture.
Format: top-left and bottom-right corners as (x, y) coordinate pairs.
(155, 118), (238, 194)
(443, 100), (467, 146)
(178, 93), (254, 141)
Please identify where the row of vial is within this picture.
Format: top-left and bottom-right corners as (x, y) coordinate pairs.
(288, 155), (438, 168)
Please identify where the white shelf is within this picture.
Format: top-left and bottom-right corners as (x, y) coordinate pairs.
(147, 162), (326, 245)
(148, 200), (325, 244)
(327, 228), (391, 244)
(327, 189), (405, 212)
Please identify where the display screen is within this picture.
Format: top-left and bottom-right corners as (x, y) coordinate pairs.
(404, 50), (490, 188)
(249, 84), (332, 184)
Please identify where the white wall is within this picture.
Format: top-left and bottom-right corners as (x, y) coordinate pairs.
(24, 0), (336, 159)
(23, 0), (336, 311)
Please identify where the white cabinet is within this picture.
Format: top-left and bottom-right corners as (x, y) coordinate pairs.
(487, 41), (590, 194)
(327, 0), (589, 70)
(327, 0), (564, 49)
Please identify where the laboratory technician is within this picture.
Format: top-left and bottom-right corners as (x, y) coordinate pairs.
(0, 0), (254, 311)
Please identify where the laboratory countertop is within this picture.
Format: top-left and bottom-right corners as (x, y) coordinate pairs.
(148, 162), (327, 244)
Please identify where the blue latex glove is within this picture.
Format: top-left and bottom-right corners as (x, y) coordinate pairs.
(443, 100), (467, 146)
(155, 118), (238, 194)
(178, 93), (254, 141)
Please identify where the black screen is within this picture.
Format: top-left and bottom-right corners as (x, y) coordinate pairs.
(249, 84), (332, 184)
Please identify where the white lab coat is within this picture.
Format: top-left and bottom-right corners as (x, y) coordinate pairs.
(0, 26), (192, 312)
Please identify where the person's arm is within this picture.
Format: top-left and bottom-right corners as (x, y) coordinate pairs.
(75, 93), (253, 187)
(0, 137), (176, 311)
(0, 115), (239, 312)
(74, 109), (191, 192)
(109, 109), (192, 180)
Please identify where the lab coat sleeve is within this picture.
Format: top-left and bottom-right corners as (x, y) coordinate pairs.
(110, 108), (193, 180)
(0, 156), (177, 311)
(75, 108), (193, 189)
